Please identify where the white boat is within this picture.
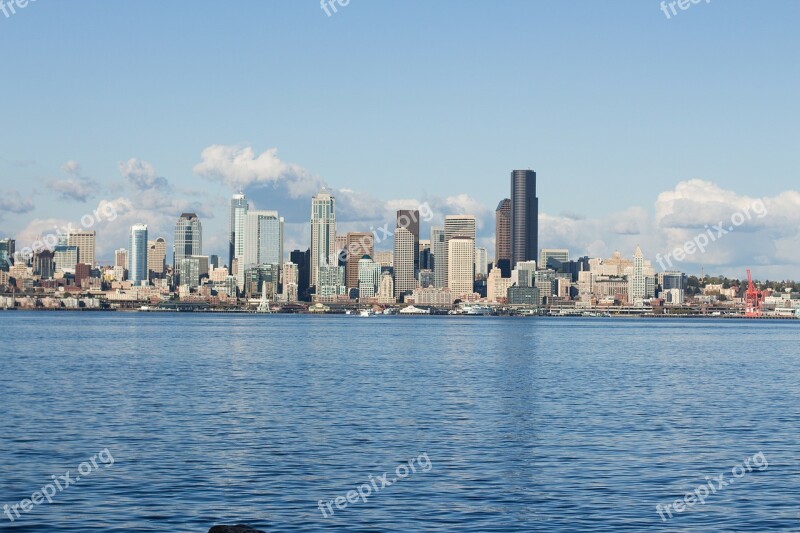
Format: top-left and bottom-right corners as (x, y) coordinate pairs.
(399, 305), (430, 315)
(360, 309), (376, 317)
(462, 304), (492, 316)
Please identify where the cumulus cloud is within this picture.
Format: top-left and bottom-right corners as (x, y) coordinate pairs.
(47, 160), (100, 202)
(194, 145), (324, 198)
(538, 179), (800, 279)
(0, 191), (35, 217)
(119, 158), (170, 191)
(51, 178), (98, 203)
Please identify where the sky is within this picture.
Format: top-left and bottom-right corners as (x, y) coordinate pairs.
(0, 0), (798, 279)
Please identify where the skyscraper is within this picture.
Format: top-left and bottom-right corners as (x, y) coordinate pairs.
(115, 249), (128, 269)
(243, 210), (284, 267)
(393, 227), (416, 298)
(629, 246), (646, 302)
(418, 239), (431, 270)
(310, 190), (336, 289)
(357, 255), (382, 299)
(174, 213), (202, 285)
(67, 231), (96, 267)
(0, 239), (14, 271)
(475, 247), (488, 278)
(448, 237), (475, 300)
(510, 170), (538, 268)
(282, 261), (299, 302)
(129, 224), (149, 285)
(539, 249), (569, 270)
(290, 249), (311, 301)
(33, 250), (55, 280)
(396, 209), (420, 274)
(178, 255), (209, 289)
(229, 193), (248, 268)
(53, 246), (78, 273)
(495, 198), (511, 271)
(148, 237), (167, 279)
(430, 227), (446, 288)
(345, 232), (374, 290)
(444, 215), (476, 288)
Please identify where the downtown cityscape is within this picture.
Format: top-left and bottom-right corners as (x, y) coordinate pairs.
(2, 2), (800, 532)
(1, 168), (798, 318)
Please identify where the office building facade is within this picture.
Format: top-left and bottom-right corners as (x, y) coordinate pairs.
(67, 231), (96, 267)
(310, 190), (336, 289)
(129, 224), (149, 285)
(510, 169), (538, 268)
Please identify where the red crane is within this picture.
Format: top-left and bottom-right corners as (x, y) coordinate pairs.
(745, 269), (763, 318)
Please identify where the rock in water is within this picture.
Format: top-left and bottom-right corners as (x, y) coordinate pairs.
(208, 526), (265, 533)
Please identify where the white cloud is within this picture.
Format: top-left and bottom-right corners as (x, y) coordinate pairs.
(194, 145), (324, 198)
(48, 160), (100, 202)
(119, 158), (170, 191)
(0, 191), (35, 218)
(538, 179), (800, 278)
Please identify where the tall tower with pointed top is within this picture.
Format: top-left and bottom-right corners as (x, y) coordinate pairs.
(310, 190), (336, 289)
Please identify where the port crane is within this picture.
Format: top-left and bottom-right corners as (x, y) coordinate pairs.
(745, 269), (763, 318)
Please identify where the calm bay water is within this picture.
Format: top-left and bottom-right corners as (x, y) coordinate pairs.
(1, 312), (799, 532)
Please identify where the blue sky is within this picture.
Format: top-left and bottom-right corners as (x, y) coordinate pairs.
(1, 0), (799, 277)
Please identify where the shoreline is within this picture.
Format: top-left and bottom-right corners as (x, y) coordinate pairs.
(0, 307), (797, 320)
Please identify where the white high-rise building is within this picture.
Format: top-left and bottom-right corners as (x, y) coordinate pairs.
(393, 227), (416, 298)
(447, 237), (475, 300)
(129, 224), (149, 286)
(629, 246), (646, 302)
(311, 190), (336, 289)
(230, 193), (248, 268)
(444, 215), (476, 288)
(475, 247), (488, 278)
(358, 256), (382, 299)
(243, 210), (284, 268)
(67, 230), (96, 267)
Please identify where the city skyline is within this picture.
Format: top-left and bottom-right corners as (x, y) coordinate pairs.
(0, 172), (797, 283)
(1, 2), (799, 279)
(2, 5), (799, 532)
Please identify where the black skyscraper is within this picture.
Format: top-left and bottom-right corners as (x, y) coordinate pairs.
(290, 249), (311, 301)
(510, 170), (538, 268)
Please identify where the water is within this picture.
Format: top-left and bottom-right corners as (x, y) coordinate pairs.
(1, 313), (799, 532)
